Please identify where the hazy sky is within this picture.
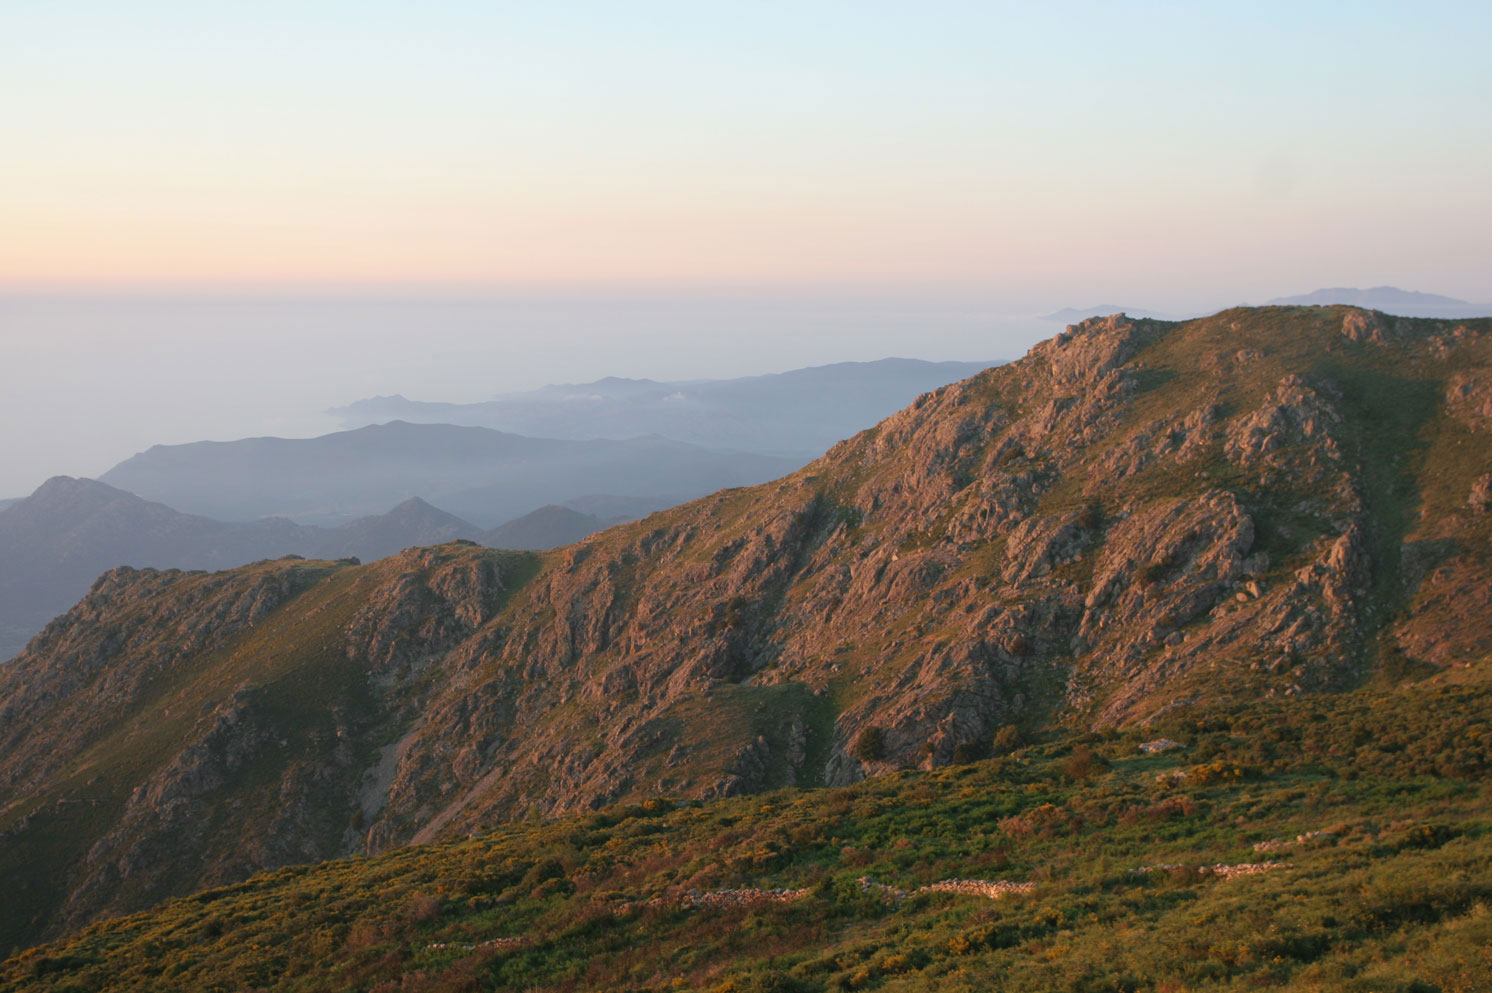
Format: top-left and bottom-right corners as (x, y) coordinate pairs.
(0, 290), (1051, 496)
(2, 1), (1489, 300)
(0, 2), (1491, 496)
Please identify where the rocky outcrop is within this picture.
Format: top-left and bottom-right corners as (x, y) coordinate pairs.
(346, 544), (514, 674)
(1468, 474), (1490, 513)
(1029, 313), (1158, 386)
(1223, 376), (1342, 466)
(1446, 370), (1491, 431)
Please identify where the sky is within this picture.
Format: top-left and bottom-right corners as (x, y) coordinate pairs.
(0, 1), (1491, 496)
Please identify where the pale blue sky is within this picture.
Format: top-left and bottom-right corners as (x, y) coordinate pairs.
(1, 1), (1490, 303)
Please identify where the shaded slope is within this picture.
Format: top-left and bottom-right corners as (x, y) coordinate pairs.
(482, 504), (620, 551)
(0, 547), (539, 946)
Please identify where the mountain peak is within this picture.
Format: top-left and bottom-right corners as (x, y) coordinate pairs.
(388, 496), (440, 514)
(20, 475), (144, 511)
(31, 474), (116, 496)
(483, 503), (609, 550)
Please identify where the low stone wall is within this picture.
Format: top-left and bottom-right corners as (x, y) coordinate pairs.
(425, 934), (526, 952)
(857, 876), (1034, 902)
(919, 878), (1037, 898)
(1133, 860), (1288, 878)
(617, 886), (811, 915)
(1253, 830), (1332, 853)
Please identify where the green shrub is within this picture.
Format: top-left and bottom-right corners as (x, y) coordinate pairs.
(520, 857), (565, 890)
(402, 893), (441, 922)
(992, 725), (1026, 753)
(733, 970), (817, 993)
(951, 739), (989, 764)
(1061, 745), (1110, 781)
(3, 670), (1487, 993)
(854, 727), (885, 762)
(1185, 760), (1258, 785)
(1135, 558), (1173, 584)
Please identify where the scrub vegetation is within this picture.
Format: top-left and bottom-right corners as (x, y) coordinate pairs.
(3, 670), (1487, 993)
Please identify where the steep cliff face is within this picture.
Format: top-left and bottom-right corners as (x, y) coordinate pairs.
(0, 306), (1488, 948)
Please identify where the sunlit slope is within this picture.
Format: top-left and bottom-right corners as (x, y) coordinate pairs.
(0, 305), (1487, 951)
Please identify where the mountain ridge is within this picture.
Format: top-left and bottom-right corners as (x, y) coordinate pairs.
(482, 504), (624, 551)
(1265, 286), (1488, 315)
(1038, 287), (1490, 326)
(0, 305), (1487, 951)
(0, 479), (627, 661)
(1037, 305), (1184, 322)
(327, 358), (1003, 458)
(99, 420), (804, 527)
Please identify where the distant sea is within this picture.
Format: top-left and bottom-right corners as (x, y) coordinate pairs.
(0, 290), (1051, 498)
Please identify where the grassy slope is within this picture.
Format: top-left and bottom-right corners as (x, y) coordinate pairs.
(3, 668), (1487, 993)
(0, 559), (366, 944)
(0, 545), (548, 949)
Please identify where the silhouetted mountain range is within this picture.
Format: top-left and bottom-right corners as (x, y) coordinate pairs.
(328, 357), (1001, 455)
(1038, 305), (1184, 322)
(99, 421), (804, 527)
(1040, 287), (1489, 324)
(1264, 286), (1489, 317)
(483, 504), (625, 550)
(0, 479), (624, 660)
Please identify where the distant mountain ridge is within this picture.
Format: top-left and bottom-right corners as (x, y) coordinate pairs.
(1037, 304), (1184, 323)
(0, 478), (624, 661)
(483, 504), (624, 551)
(1040, 287), (1488, 324)
(1265, 286), (1488, 317)
(328, 357), (1002, 456)
(6, 358), (1003, 654)
(99, 421), (804, 527)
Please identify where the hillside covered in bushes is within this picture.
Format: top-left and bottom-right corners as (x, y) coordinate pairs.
(3, 670), (1488, 992)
